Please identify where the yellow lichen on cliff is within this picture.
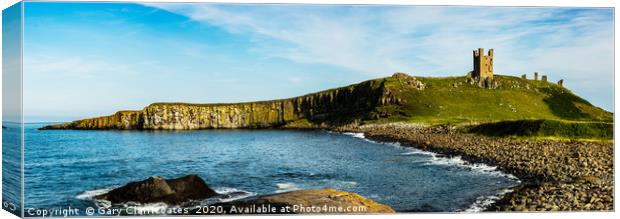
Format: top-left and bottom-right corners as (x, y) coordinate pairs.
(41, 76), (398, 130)
(41, 111), (143, 130)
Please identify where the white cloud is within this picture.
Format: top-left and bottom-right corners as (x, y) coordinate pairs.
(24, 55), (140, 79)
(143, 4), (614, 110)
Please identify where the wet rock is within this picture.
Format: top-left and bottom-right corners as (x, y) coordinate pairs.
(96, 175), (218, 205)
(220, 188), (395, 214)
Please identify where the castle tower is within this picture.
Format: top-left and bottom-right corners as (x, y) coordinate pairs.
(472, 48), (494, 80)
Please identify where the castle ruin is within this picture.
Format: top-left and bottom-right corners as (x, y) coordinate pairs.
(468, 48), (563, 88)
(473, 48), (494, 81)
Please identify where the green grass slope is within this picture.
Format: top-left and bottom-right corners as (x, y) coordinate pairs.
(370, 74), (612, 124)
(463, 119), (613, 140)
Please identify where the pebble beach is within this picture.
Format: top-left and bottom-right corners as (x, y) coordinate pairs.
(336, 123), (614, 211)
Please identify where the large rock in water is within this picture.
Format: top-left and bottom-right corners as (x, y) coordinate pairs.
(219, 188), (395, 214)
(96, 175), (218, 205)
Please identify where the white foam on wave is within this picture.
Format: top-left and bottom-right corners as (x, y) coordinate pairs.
(77, 185), (258, 214)
(338, 131), (521, 211)
(343, 132), (402, 147)
(214, 187), (246, 194)
(342, 132), (365, 139)
(76, 187), (115, 208)
(426, 154), (519, 181)
(400, 148), (436, 156)
(339, 181), (358, 186)
(378, 140), (519, 181)
(122, 202), (170, 215)
(341, 131), (515, 180)
(75, 188), (113, 200)
(211, 187), (257, 203)
(464, 188), (513, 212)
(123, 186), (259, 215)
(405, 148), (520, 211)
(275, 182), (302, 193)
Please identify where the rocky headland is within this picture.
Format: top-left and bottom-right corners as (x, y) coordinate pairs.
(40, 72), (611, 131)
(40, 75), (405, 130)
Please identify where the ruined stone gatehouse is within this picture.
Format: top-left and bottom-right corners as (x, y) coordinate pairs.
(473, 48), (494, 81)
(468, 48), (497, 88)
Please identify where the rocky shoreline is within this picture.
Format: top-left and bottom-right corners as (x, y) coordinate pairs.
(335, 123), (614, 211)
(92, 175), (394, 215)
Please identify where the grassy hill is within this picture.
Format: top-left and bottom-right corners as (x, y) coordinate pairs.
(367, 73), (612, 125)
(43, 72), (612, 139)
(462, 119), (613, 140)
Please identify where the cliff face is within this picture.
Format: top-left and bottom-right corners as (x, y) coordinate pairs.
(39, 72), (612, 130)
(40, 111), (143, 130)
(42, 76), (400, 130)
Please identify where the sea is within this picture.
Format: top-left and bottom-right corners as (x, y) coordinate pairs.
(3, 122), (520, 216)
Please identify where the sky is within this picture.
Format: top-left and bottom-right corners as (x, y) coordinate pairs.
(2, 2), (22, 123)
(20, 2), (614, 122)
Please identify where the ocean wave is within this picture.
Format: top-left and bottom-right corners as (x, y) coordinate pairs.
(76, 187), (115, 208)
(338, 131), (521, 211)
(77, 186), (257, 213)
(342, 132), (402, 147)
(400, 148), (436, 156)
(426, 154), (519, 181)
(209, 187), (257, 203)
(121, 202), (169, 215)
(274, 182), (302, 193)
(464, 188), (513, 212)
(342, 132), (365, 139)
(75, 187), (113, 200)
(346, 133), (519, 181)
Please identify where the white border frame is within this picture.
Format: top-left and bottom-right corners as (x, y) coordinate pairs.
(1, 1), (617, 219)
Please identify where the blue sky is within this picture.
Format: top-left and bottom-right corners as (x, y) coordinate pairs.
(21, 2), (614, 122)
(3, 2), (22, 123)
